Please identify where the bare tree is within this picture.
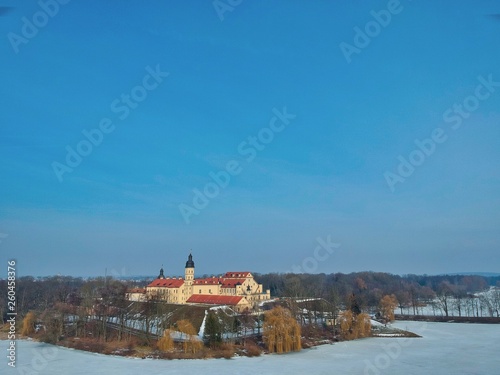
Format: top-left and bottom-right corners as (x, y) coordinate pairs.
(436, 281), (455, 317)
(491, 288), (500, 317)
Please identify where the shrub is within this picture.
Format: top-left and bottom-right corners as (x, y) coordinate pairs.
(174, 319), (203, 354)
(211, 343), (234, 359)
(339, 311), (371, 340)
(69, 338), (106, 353)
(158, 330), (174, 352)
(39, 332), (58, 345)
(244, 341), (261, 357)
(21, 311), (36, 336)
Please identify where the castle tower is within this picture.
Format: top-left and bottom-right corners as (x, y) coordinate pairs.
(184, 253), (195, 298)
(158, 266), (165, 279)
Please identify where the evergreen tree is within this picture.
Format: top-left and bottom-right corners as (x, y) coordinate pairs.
(203, 311), (222, 346)
(349, 293), (361, 315)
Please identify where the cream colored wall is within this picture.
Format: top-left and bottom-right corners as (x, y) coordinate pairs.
(228, 277), (270, 308)
(185, 268), (194, 283)
(147, 285), (186, 304)
(145, 266), (272, 307)
(184, 268), (194, 301)
(194, 283), (220, 295)
(234, 299), (250, 312)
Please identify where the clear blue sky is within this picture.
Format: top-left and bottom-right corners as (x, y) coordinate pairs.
(1, 0), (499, 277)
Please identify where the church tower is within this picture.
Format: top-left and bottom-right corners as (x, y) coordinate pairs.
(158, 266), (165, 279)
(184, 253), (195, 298)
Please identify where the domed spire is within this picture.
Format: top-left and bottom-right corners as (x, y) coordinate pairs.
(185, 253), (194, 268)
(158, 266), (165, 279)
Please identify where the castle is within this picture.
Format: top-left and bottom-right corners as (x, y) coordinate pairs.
(134, 254), (271, 312)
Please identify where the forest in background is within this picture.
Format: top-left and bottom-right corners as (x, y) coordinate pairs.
(2, 271), (499, 322)
(1, 271), (499, 359)
(255, 272), (500, 316)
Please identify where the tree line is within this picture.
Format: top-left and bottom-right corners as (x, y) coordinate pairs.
(1, 272), (499, 324)
(254, 272), (500, 317)
(2, 271), (498, 357)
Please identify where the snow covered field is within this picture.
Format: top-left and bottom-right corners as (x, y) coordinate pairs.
(2, 321), (499, 375)
(398, 287), (500, 317)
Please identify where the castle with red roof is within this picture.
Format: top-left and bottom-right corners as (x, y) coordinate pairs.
(142, 254), (271, 311)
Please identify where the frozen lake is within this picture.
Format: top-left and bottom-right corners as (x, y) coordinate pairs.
(2, 321), (499, 375)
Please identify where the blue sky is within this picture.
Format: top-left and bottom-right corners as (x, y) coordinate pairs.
(1, 0), (499, 277)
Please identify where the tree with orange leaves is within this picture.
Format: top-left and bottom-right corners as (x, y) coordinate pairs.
(175, 319), (202, 353)
(379, 294), (398, 323)
(339, 310), (371, 340)
(157, 329), (174, 351)
(263, 306), (301, 353)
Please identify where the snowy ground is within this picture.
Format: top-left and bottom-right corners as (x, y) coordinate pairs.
(2, 321), (499, 375)
(399, 287), (500, 317)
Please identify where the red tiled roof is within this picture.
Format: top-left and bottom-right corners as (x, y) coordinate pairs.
(186, 294), (245, 305)
(147, 278), (184, 288)
(223, 272), (252, 278)
(220, 278), (246, 288)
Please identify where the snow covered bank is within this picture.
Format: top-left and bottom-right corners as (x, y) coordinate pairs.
(2, 321), (499, 375)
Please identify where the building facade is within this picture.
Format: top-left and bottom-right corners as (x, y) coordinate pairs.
(145, 254), (271, 311)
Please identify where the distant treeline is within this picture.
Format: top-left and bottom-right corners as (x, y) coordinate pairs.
(1, 272), (499, 321)
(254, 272), (500, 315)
